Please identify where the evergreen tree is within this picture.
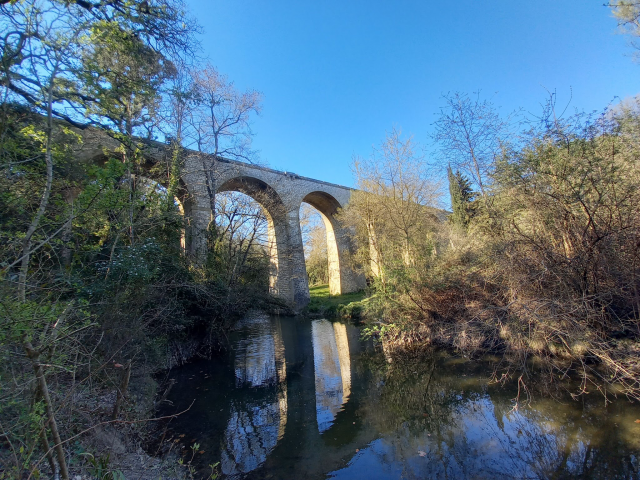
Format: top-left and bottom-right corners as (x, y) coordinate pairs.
(448, 165), (475, 228)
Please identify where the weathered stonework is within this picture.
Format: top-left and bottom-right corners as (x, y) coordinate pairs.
(74, 133), (366, 312)
(181, 154), (367, 311)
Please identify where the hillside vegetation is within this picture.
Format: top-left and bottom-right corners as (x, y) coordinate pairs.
(344, 100), (640, 402)
(0, 2), (271, 478)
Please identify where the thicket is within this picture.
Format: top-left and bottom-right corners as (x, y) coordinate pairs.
(348, 101), (640, 402)
(0, 1), (272, 478)
(300, 204), (330, 286)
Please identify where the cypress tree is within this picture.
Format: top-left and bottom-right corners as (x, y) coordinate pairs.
(448, 165), (475, 228)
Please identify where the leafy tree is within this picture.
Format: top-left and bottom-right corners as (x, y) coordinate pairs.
(0, 0), (196, 126)
(80, 20), (177, 137)
(0, 4), (220, 480)
(80, 20), (178, 245)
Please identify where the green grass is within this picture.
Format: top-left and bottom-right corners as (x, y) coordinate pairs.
(307, 284), (368, 317)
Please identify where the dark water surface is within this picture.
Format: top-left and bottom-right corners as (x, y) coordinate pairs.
(157, 313), (640, 479)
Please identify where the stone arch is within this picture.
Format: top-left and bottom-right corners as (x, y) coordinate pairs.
(69, 129), (367, 310)
(84, 151), (191, 202)
(302, 191), (364, 296)
(302, 192), (344, 295)
(216, 176), (294, 303)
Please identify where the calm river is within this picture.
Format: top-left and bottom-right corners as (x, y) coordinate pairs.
(156, 313), (640, 479)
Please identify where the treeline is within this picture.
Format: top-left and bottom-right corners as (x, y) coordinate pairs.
(344, 94), (640, 402)
(0, 1), (272, 479)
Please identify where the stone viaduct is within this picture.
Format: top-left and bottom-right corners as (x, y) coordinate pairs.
(76, 130), (366, 312)
(181, 154), (366, 310)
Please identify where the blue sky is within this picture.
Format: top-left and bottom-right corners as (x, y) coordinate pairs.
(186, 0), (639, 188)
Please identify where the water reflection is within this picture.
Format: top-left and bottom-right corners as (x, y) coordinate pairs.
(338, 355), (640, 480)
(233, 315), (286, 387)
(158, 316), (640, 480)
(312, 319), (352, 433)
(221, 315), (288, 477)
(220, 389), (287, 476)
(333, 322), (351, 401)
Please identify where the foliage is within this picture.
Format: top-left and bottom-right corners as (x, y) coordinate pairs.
(80, 453), (125, 480)
(0, 0), (196, 129)
(354, 100), (640, 402)
(0, 3), (268, 478)
(80, 20), (177, 135)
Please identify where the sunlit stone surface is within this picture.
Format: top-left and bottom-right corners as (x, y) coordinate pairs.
(312, 319), (352, 433)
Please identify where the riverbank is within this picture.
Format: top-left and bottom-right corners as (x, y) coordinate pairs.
(358, 268), (640, 402)
(305, 284), (369, 318)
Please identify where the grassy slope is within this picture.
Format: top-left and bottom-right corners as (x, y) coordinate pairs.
(307, 284), (368, 317)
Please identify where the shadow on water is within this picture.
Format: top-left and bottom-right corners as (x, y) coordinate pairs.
(156, 313), (640, 480)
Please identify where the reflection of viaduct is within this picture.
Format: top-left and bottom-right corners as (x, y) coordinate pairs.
(223, 316), (362, 478)
(76, 130), (366, 311)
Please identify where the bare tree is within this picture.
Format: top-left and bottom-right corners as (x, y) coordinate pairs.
(345, 128), (442, 278)
(185, 65), (262, 215)
(432, 91), (509, 199)
(212, 191), (270, 292)
(188, 65), (262, 159)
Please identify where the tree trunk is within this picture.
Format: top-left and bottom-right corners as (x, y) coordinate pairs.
(23, 338), (69, 480)
(18, 78), (55, 301)
(367, 220), (383, 280)
(34, 386), (57, 476)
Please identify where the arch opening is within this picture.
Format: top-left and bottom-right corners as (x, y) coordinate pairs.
(301, 191), (344, 296)
(300, 203), (328, 287)
(130, 174), (189, 253)
(212, 190), (272, 294)
(217, 176), (287, 220)
(86, 151), (190, 202)
(83, 152), (193, 253)
(216, 176), (289, 300)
